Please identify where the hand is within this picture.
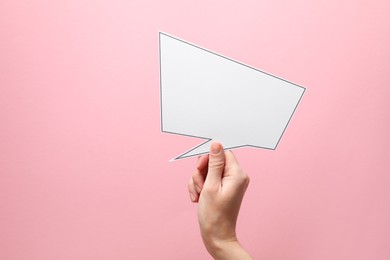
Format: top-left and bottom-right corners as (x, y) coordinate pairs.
(188, 142), (252, 259)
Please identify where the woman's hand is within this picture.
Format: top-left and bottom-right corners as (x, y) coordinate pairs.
(188, 142), (252, 259)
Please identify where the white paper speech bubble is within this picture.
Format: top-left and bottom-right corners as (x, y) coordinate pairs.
(159, 32), (305, 161)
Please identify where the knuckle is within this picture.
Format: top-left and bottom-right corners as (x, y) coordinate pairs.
(239, 171), (250, 186)
(192, 174), (204, 190)
(209, 158), (224, 169)
(192, 172), (202, 182)
(202, 184), (219, 195)
(243, 172), (250, 182)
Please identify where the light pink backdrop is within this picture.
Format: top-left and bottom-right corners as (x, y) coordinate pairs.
(1, 1), (389, 259)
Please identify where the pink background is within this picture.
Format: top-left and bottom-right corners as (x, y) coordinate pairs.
(1, 0), (389, 259)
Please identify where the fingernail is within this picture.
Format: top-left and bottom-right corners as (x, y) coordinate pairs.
(211, 142), (222, 154)
(190, 193), (196, 202)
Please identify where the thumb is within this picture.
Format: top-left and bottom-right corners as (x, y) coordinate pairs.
(204, 142), (225, 188)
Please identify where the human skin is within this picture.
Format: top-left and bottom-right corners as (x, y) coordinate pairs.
(188, 142), (252, 260)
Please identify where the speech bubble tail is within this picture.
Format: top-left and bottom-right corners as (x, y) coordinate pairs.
(169, 139), (247, 161)
(170, 139), (213, 161)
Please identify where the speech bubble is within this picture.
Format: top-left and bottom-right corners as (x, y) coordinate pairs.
(159, 32), (305, 161)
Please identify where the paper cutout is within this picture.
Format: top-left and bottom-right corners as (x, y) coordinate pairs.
(159, 32), (305, 161)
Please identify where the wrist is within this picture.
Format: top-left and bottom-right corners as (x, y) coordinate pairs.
(202, 234), (237, 254)
(202, 236), (252, 260)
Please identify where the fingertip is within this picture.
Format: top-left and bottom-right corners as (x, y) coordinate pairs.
(209, 142), (224, 162)
(210, 142), (223, 154)
(191, 192), (200, 203)
(190, 192), (196, 202)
